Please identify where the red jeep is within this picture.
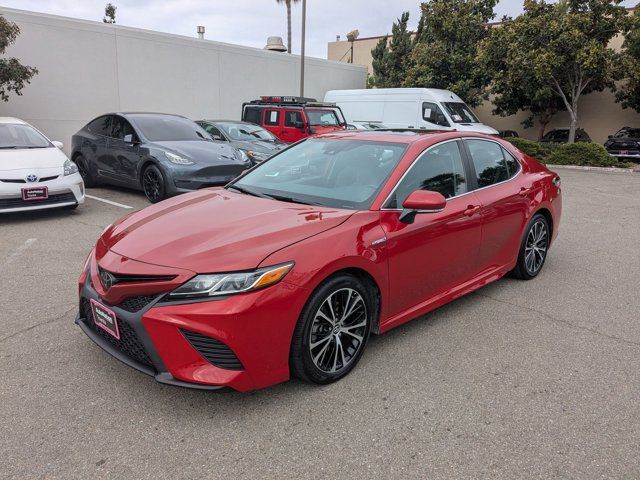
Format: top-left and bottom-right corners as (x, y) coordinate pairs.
(241, 96), (347, 143)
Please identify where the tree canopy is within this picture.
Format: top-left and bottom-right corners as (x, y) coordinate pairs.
(0, 15), (38, 102)
(616, 7), (640, 111)
(369, 12), (412, 88)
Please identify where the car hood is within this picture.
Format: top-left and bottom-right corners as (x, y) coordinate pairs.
(231, 139), (286, 154)
(453, 123), (499, 135)
(0, 147), (67, 173)
(103, 189), (355, 273)
(153, 140), (243, 164)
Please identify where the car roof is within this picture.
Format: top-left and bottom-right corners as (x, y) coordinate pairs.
(198, 120), (258, 125)
(115, 112), (189, 119)
(0, 117), (27, 125)
(313, 130), (498, 145)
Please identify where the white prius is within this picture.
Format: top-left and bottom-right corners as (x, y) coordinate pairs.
(0, 117), (84, 213)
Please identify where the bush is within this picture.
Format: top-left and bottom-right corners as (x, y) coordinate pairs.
(505, 137), (552, 161)
(547, 142), (632, 168)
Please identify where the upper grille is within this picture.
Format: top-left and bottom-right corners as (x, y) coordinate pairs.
(98, 266), (176, 290)
(81, 299), (154, 369)
(0, 192), (76, 209)
(180, 329), (244, 370)
(118, 295), (156, 313)
(0, 175), (60, 184)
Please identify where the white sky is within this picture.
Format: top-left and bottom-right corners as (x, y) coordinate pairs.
(1, 0), (636, 58)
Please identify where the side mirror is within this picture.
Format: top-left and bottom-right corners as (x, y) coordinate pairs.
(123, 134), (137, 144)
(295, 121), (305, 130)
(399, 190), (447, 224)
(52, 141), (64, 149)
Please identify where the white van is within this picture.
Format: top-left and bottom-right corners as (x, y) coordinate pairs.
(324, 88), (498, 135)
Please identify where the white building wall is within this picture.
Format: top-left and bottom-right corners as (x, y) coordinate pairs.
(0, 8), (367, 154)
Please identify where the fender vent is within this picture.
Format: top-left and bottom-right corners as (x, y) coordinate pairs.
(180, 329), (244, 370)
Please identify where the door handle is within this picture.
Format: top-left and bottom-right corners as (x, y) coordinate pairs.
(519, 187), (533, 197)
(463, 205), (481, 217)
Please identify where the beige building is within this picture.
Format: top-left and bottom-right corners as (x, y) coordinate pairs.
(327, 32), (640, 144)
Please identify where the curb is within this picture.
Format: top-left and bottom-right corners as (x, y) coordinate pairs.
(546, 164), (638, 174)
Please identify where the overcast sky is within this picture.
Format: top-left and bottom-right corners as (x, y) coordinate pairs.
(2, 0), (636, 58)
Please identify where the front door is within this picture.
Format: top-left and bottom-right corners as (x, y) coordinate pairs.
(281, 109), (307, 143)
(105, 115), (141, 186)
(380, 140), (483, 318)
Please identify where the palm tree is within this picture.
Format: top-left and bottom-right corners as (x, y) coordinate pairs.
(276, 0), (300, 53)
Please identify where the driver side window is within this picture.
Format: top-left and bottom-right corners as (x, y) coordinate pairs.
(422, 102), (450, 127)
(386, 141), (466, 209)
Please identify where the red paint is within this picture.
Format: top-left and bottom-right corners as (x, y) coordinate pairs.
(79, 131), (562, 391)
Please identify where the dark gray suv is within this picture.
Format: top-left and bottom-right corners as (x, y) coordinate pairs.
(71, 113), (251, 203)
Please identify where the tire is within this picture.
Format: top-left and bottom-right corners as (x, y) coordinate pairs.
(141, 164), (166, 203)
(290, 273), (373, 385)
(511, 213), (550, 280)
(75, 154), (96, 187)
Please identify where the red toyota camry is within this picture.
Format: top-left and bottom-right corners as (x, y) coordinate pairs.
(77, 131), (561, 391)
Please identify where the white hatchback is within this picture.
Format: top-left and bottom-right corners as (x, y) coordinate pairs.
(0, 117), (84, 213)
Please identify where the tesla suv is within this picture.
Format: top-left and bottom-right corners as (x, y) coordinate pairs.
(0, 117), (84, 213)
(71, 113), (251, 203)
(76, 131), (562, 391)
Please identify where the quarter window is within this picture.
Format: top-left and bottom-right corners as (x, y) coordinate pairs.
(422, 102), (449, 127)
(466, 139), (519, 188)
(386, 141), (467, 209)
(244, 107), (262, 125)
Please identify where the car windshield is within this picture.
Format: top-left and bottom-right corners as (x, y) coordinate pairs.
(442, 102), (480, 123)
(129, 115), (208, 142)
(616, 129), (640, 138)
(219, 123), (277, 141)
(230, 138), (407, 210)
(306, 109), (341, 127)
(0, 124), (50, 149)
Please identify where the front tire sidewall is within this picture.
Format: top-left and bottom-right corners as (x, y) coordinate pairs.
(291, 274), (373, 385)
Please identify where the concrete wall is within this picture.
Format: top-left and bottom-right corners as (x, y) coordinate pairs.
(328, 33), (640, 144)
(0, 7), (367, 154)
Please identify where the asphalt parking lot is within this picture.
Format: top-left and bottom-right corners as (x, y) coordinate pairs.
(1, 168), (639, 479)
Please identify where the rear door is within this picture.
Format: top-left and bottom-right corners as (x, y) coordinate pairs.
(262, 108), (283, 140)
(105, 115), (142, 186)
(462, 138), (531, 273)
(86, 115), (113, 180)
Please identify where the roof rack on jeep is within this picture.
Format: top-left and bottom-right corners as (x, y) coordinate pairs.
(246, 96), (338, 107)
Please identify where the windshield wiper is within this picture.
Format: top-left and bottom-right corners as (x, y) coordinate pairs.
(265, 194), (316, 206)
(227, 185), (271, 199)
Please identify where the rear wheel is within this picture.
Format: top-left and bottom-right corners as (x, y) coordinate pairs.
(290, 274), (373, 385)
(511, 213), (550, 280)
(142, 165), (166, 203)
(75, 154), (96, 187)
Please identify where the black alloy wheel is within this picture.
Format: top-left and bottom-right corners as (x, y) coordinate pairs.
(142, 165), (166, 203)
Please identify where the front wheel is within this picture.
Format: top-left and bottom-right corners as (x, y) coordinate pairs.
(142, 165), (166, 203)
(511, 213), (550, 280)
(75, 155), (96, 187)
(290, 274), (373, 385)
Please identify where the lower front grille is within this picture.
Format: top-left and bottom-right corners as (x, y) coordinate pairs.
(81, 299), (154, 369)
(0, 192), (76, 209)
(118, 295), (156, 313)
(181, 329), (244, 370)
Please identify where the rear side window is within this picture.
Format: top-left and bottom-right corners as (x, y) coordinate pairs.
(243, 107), (262, 125)
(264, 109), (280, 126)
(466, 139), (519, 188)
(422, 102), (449, 127)
(386, 141), (467, 209)
(87, 115), (111, 136)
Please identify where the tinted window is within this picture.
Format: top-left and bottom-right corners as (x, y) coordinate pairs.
(87, 116), (111, 136)
(264, 110), (280, 126)
(201, 124), (225, 140)
(218, 123), (277, 141)
(244, 107), (262, 125)
(0, 124), (50, 149)
(128, 115), (208, 142)
(110, 116), (136, 141)
(615, 128), (640, 138)
(386, 141), (466, 209)
(284, 110), (304, 127)
(422, 102), (449, 127)
(466, 139), (518, 188)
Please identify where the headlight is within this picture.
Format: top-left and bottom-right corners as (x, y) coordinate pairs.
(247, 150), (271, 162)
(165, 262), (294, 300)
(165, 151), (194, 165)
(63, 159), (78, 176)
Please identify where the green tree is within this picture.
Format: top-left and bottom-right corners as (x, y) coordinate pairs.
(616, 7), (640, 111)
(0, 15), (37, 102)
(369, 12), (413, 88)
(103, 3), (116, 24)
(404, 0), (498, 107)
(519, 0), (627, 143)
(479, 5), (566, 140)
(276, 0), (300, 54)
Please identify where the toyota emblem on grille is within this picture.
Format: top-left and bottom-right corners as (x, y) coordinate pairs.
(26, 174), (38, 183)
(100, 270), (117, 290)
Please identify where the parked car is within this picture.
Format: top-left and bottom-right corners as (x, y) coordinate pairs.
(241, 96), (347, 143)
(196, 120), (287, 164)
(346, 121), (390, 130)
(499, 130), (519, 138)
(324, 88), (499, 135)
(76, 130), (562, 391)
(604, 127), (640, 161)
(72, 113), (251, 203)
(540, 128), (591, 145)
(0, 117), (84, 213)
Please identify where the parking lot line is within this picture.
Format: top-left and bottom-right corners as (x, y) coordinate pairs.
(5, 238), (37, 265)
(85, 194), (133, 209)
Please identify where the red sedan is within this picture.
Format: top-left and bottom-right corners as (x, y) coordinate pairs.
(77, 131), (562, 391)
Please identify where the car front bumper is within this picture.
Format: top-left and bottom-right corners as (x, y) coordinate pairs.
(607, 150), (640, 160)
(0, 173), (85, 213)
(76, 257), (308, 392)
